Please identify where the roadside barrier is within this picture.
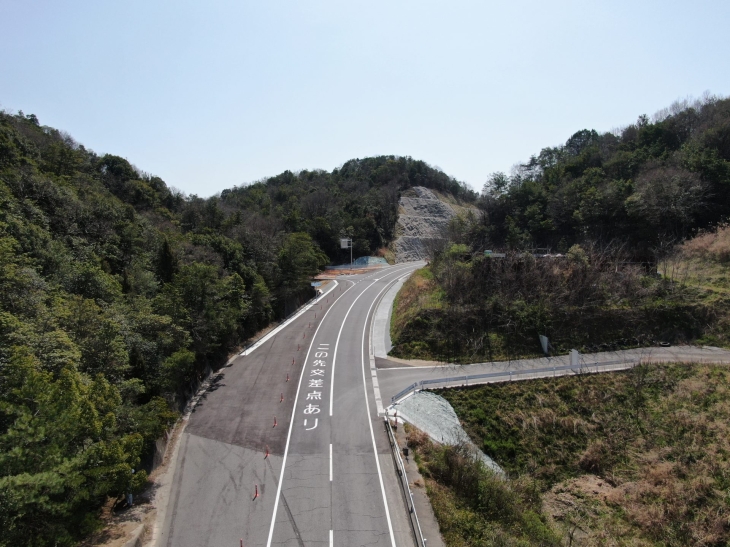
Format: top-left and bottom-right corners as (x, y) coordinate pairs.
(391, 358), (639, 403)
(384, 417), (427, 547)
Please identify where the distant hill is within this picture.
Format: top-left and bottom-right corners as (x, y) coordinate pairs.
(216, 155), (477, 263)
(0, 109), (474, 545)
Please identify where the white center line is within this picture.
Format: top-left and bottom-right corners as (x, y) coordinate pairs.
(329, 265), (416, 416)
(329, 443), (333, 481)
(265, 280), (353, 547)
(357, 273), (422, 547)
(329, 530), (333, 547)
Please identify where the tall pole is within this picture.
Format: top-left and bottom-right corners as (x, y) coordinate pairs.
(350, 239), (353, 268)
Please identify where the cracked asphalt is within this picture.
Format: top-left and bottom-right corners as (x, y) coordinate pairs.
(159, 265), (421, 547)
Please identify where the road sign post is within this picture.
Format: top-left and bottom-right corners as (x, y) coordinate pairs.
(340, 238), (352, 268)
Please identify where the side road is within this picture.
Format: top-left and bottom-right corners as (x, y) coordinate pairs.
(377, 345), (730, 406)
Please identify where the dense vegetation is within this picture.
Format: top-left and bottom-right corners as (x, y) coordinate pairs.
(0, 110), (471, 545)
(390, 234), (730, 361)
(429, 363), (730, 546)
(475, 94), (730, 254)
(391, 96), (730, 362)
(407, 426), (561, 546)
(216, 155), (476, 262)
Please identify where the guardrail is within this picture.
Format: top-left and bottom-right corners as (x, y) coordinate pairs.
(384, 417), (427, 547)
(391, 358), (639, 403)
(391, 382), (420, 405)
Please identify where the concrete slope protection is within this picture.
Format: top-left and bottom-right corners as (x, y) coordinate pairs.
(393, 187), (456, 263)
(159, 264), (421, 547)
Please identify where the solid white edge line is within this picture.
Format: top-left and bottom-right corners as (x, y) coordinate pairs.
(329, 265), (416, 416)
(329, 443), (333, 481)
(359, 270), (420, 547)
(369, 272), (414, 415)
(265, 279), (355, 547)
(240, 281), (340, 357)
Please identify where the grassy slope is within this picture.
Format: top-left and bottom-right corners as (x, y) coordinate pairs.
(668, 224), (730, 347)
(407, 425), (562, 547)
(390, 267), (449, 359)
(422, 363), (730, 546)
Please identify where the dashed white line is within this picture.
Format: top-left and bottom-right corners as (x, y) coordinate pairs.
(329, 443), (333, 481)
(264, 280), (355, 547)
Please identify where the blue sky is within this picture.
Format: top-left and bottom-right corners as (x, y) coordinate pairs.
(2, 0), (729, 196)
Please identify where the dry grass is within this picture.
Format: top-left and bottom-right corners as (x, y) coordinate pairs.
(390, 268), (443, 339)
(657, 224), (730, 347)
(680, 223), (730, 263)
(438, 363), (730, 546)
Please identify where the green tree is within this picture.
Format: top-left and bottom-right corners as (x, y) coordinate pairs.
(276, 232), (328, 304)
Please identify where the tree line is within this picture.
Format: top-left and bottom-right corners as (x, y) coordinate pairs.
(392, 95), (730, 362)
(474, 94), (730, 257)
(0, 110), (473, 545)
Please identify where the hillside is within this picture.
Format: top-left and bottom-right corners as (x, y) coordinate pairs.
(217, 156), (476, 264)
(411, 362), (730, 546)
(391, 96), (730, 363)
(0, 109), (476, 546)
(475, 95), (730, 254)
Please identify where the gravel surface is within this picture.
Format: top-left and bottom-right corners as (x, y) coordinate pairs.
(391, 390), (503, 475)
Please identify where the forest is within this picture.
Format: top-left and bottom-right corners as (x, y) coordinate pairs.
(0, 109), (470, 545)
(392, 95), (730, 361)
(2, 92), (729, 545)
(474, 94), (730, 254)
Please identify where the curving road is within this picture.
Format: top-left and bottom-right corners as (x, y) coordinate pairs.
(159, 263), (424, 547)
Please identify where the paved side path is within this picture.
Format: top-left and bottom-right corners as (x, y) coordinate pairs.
(377, 345), (730, 406)
(372, 265), (422, 359)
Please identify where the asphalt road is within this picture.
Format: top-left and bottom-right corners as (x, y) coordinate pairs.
(160, 263), (422, 547)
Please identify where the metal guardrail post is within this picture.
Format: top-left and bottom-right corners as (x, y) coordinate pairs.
(384, 417), (427, 547)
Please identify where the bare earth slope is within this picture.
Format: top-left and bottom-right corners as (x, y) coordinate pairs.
(394, 187), (457, 263)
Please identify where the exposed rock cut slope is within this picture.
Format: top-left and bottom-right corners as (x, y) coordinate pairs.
(394, 186), (457, 262)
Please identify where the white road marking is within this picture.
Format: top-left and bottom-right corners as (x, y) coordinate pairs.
(267, 265), (417, 547)
(359, 274), (423, 547)
(329, 443), (333, 481)
(239, 281), (339, 357)
(329, 265), (415, 416)
(368, 272), (414, 415)
(265, 280), (354, 547)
